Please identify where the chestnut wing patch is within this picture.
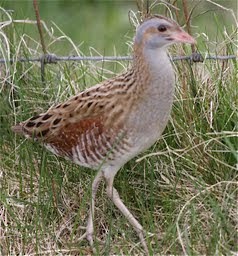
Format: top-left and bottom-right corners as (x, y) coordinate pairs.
(44, 118), (117, 166)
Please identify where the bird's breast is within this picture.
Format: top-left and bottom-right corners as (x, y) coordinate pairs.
(125, 70), (175, 151)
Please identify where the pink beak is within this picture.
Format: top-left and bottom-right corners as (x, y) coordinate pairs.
(172, 30), (196, 44)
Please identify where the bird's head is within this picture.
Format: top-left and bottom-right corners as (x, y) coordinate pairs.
(135, 15), (195, 49)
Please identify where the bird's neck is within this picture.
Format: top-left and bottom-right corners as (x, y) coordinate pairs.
(133, 43), (172, 77)
(125, 43), (175, 138)
(131, 43), (174, 92)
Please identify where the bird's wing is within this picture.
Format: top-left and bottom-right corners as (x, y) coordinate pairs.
(12, 72), (132, 143)
(12, 74), (135, 167)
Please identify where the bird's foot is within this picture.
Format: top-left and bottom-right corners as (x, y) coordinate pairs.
(78, 230), (104, 254)
(77, 227), (94, 244)
(77, 229), (95, 253)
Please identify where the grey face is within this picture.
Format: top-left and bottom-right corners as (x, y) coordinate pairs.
(134, 17), (180, 49)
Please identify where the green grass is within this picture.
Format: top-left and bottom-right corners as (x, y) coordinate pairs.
(0, 2), (237, 255)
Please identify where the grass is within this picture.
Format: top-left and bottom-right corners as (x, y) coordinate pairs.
(0, 2), (237, 255)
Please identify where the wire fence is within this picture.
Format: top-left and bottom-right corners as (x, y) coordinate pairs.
(1, 0), (237, 83)
(1, 53), (236, 82)
(0, 54), (236, 64)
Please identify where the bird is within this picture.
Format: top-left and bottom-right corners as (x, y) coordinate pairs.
(12, 15), (195, 253)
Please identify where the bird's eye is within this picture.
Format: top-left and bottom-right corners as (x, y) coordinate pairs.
(157, 25), (167, 32)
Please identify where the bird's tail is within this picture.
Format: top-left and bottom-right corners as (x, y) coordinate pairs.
(11, 124), (24, 134)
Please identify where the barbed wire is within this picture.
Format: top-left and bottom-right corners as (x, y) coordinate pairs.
(0, 54), (236, 64)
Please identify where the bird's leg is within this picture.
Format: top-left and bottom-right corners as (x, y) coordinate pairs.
(78, 171), (103, 247)
(105, 178), (149, 254)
